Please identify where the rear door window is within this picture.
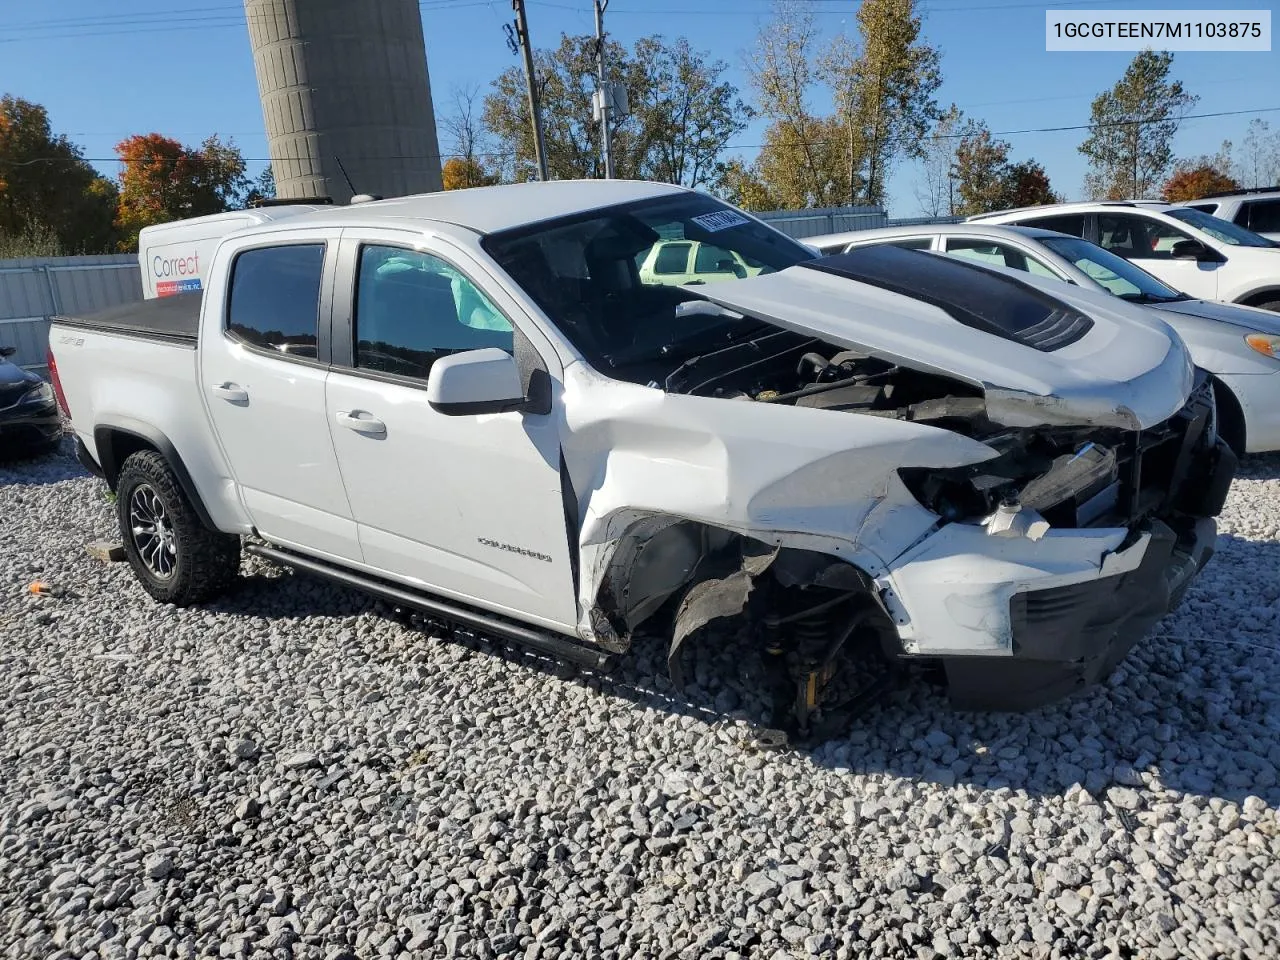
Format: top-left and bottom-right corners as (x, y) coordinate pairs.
(943, 237), (1059, 279)
(1017, 214), (1087, 238)
(1244, 199), (1280, 234)
(226, 244), (326, 358)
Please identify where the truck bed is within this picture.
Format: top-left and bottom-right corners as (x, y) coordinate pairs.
(53, 291), (202, 344)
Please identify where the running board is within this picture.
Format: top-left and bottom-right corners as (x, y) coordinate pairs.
(243, 542), (612, 669)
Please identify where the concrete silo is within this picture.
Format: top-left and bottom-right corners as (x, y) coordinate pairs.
(244, 0), (444, 203)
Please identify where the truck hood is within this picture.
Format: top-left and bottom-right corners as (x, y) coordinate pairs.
(693, 247), (1193, 430)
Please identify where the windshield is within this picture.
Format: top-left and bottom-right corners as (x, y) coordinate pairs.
(482, 194), (814, 368)
(1041, 235), (1187, 302)
(1167, 207), (1277, 247)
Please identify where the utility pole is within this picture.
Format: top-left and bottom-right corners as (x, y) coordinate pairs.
(593, 0), (614, 178)
(509, 0), (549, 181)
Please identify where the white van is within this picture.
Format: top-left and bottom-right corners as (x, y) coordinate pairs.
(137, 202), (330, 298)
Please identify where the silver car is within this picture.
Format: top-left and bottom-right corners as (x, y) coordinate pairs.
(812, 223), (1280, 454)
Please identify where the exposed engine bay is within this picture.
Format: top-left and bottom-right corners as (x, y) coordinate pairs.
(640, 321), (1223, 535)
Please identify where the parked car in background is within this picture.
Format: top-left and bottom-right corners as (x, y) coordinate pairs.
(969, 201), (1280, 313)
(47, 181), (1233, 725)
(812, 223), (1280, 454)
(0, 345), (61, 460)
(636, 237), (767, 286)
(1178, 187), (1280, 242)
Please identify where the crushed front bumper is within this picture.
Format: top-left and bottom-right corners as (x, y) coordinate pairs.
(879, 400), (1237, 711)
(942, 515), (1216, 710)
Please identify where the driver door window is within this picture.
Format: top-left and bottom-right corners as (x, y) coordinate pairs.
(354, 245), (512, 381)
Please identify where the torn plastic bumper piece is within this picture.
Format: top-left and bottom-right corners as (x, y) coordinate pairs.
(943, 515), (1216, 711)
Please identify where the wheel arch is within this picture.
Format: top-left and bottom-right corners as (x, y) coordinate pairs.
(93, 419), (218, 532)
(1235, 287), (1280, 310)
(1210, 376), (1247, 456)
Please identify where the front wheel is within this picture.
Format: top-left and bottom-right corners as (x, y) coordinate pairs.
(116, 450), (240, 605)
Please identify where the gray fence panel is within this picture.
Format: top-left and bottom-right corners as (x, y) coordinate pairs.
(0, 255), (141, 373)
(756, 206), (888, 239)
(886, 215), (965, 227)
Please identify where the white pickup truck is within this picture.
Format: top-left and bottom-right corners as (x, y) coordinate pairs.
(47, 181), (1235, 730)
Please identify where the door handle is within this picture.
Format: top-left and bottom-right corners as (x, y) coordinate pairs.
(211, 382), (248, 403)
(336, 410), (387, 437)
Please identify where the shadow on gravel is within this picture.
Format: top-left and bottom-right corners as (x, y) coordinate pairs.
(0, 443), (89, 488)
(1236, 451), (1280, 480)
(209, 571), (382, 622)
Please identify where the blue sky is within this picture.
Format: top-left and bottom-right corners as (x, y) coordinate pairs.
(2, 0), (1276, 215)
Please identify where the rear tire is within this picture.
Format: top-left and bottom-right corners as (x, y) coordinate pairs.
(1253, 300), (1280, 314)
(116, 450), (240, 605)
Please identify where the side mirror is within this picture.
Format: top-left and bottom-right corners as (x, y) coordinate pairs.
(427, 348), (527, 416)
(0, 346), (15, 358)
(1170, 239), (1221, 262)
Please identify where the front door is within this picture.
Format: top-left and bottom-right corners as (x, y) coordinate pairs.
(199, 235), (363, 563)
(324, 232), (579, 631)
(1096, 213), (1221, 301)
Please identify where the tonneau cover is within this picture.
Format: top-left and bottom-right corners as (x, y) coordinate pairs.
(53, 291), (202, 343)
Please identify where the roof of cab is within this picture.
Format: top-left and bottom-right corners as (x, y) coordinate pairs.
(268, 180), (691, 236)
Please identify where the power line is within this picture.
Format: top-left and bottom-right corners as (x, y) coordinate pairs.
(5, 105), (1278, 168)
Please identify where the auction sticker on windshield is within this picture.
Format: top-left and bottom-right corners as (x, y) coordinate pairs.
(692, 210), (751, 233)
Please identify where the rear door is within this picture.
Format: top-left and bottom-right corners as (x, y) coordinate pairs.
(323, 229), (579, 630)
(199, 230), (363, 563)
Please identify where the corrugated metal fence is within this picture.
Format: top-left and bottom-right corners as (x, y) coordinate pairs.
(0, 255), (142, 374)
(756, 205), (888, 238)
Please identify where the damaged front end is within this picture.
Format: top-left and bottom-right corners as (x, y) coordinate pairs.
(561, 251), (1236, 733)
(884, 370), (1235, 710)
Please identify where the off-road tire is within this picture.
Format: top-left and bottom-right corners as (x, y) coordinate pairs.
(116, 450), (240, 605)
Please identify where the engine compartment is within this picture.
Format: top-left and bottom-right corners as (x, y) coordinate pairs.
(629, 325), (1220, 534)
(657, 328), (998, 435)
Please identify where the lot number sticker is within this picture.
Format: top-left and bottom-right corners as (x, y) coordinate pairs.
(692, 210), (751, 232)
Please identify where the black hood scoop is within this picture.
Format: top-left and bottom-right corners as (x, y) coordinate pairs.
(801, 245), (1094, 352)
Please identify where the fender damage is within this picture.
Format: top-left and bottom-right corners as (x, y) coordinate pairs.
(553, 248), (1236, 725)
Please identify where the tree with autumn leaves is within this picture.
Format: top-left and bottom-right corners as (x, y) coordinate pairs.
(114, 134), (248, 250)
(0, 95), (118, 255)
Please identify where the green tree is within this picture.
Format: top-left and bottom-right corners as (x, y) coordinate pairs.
(1079, 51), (1197, 200)
(952, 121), (1056, 215)
(244, 165), (275, 206)
(483, 34), (745, 186)
(821, 0), (941, 205)
(0, 95), (118, 253)
(714, 157), (778, 211)
(114, 133), (248, 250)
(952, 122), (1011, 215)
(746, 4), (848, 207)
(631, 36), (751, 188)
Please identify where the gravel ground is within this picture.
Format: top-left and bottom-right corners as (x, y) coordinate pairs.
(3, 444), (1280, 960)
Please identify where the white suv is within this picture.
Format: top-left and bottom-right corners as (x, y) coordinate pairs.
(971, 201), (1280, 312)
(1178, 188), (1280, 242)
